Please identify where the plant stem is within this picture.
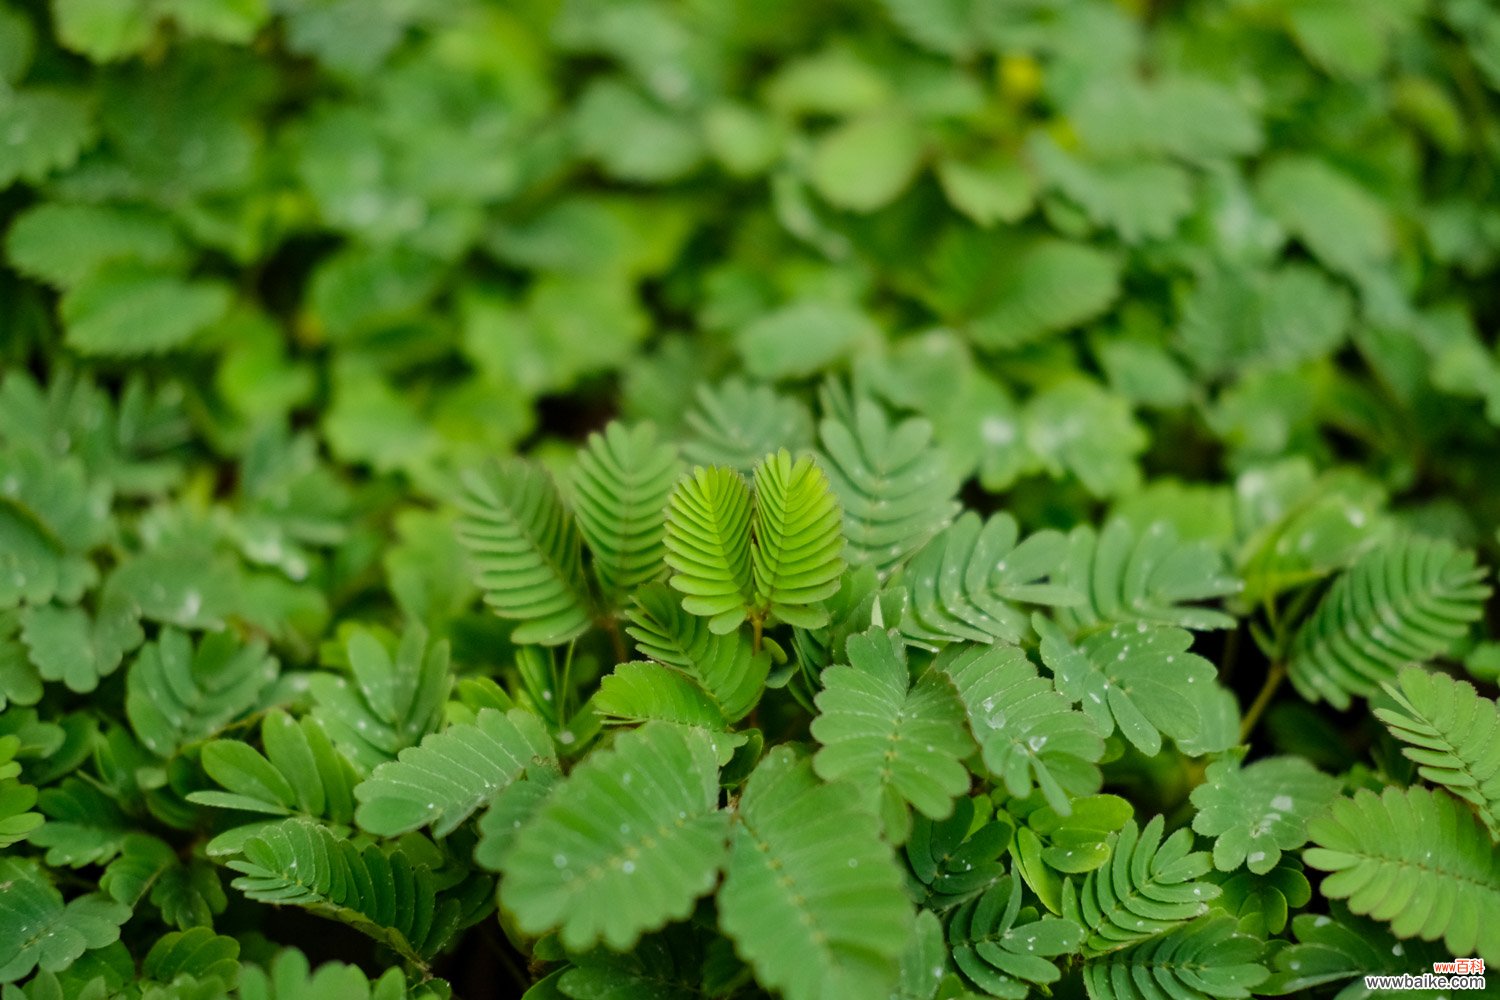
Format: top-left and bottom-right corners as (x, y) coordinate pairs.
(1240, 660), (1285, 742)
(603, 616), (627, 664)
(751, 615), (763, 654)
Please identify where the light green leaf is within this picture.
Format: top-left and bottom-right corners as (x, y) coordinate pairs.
(736, 300), (878, 381)
(60, 268), (234, 356)
(809, 113), (925, 212)
(751, 449), (845, 628)
(664, 466), (755, 634)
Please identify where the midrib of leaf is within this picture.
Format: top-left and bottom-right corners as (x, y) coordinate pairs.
(732, 808), (843, 967)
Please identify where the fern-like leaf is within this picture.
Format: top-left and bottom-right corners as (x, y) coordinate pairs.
(664, 466), (755, 634)
(718, 747), (914, 1000)
(947, 875), (1084, 998)
(901, 513), (1075, 647)
(624, 584), (769, 723)
(307, 626), (450, 772)
(0, 857), (132, 983)
(904, 797), (1012, 911)
(1054, 518), (1240, 635)
(811, 628), (974, 841)
(1189, 752), (1340, 874)
(226, 819), (462, 963)
(751, 449), (845, 628)
(682, 379), (814, 473)
(456, 461), (593, 645)
(937, 642), (1104, 814)
(354, 708), (555, 838)
(1288, 535), (1490, 709)
(125, 629), (278, 757)
(1080, 916), (1268, 1000)
(1037, 617), (1218, 757)
(570, 421), (682, 604)
(1304, 785), (1500, 962)
(1259, 906), (1448, 996)
(1061, 815), (1219, 956)
(1376, 667), (1500, 837)
(817, 399), (959, 576)
(188, 711), (358, 856)
(500, 723), (729, 951)
(0, 734), (42, 848)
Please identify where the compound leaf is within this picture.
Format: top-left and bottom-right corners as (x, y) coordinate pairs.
(1288, 535), (1490, 709)
(664, 466), (754, 634)
(1061, 815), (1219, 957)
(570, 421), (682, 605)
(125, 628), (278, 757)
(938, 642), (1103, 814)
(718, 747), (914, 1000)
(354, 708), (555, 838)
(1190, 753), (1341, 874)
(1304, 785), (1500, 962)
(811, 628), (973, 841)
(817, 398), (959, 577)
(1376, 667), (1500, 837)
(456, 461), (593, 646)
(500, 723), (729, 951)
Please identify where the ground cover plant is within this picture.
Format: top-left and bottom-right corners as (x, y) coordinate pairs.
(3, 0), (1500, 997)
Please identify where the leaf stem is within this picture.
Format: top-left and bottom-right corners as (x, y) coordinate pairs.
(751, 615), (763, 654)
(1239, 660), (1285, 742)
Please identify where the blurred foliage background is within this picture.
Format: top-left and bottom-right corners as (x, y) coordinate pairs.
(5, 0), (1500, 992)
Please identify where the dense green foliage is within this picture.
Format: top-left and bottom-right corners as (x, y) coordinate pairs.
(4, 0), (1500, 998)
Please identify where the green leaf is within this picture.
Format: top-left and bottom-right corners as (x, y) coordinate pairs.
(573, 78), (703, 183)
(0, 87), (95, 186)
(1037, 617), (1218, 757)
(1259, 906), (1446, 996)
(624, 584), (769, 724)
(49, 0), (153, 61)
(0, 858), (131, 983)
(904, 796), (1013, 911)
(808, 113), (925, 213)
(500, 723), (729, 950)
(1054, 518), (1240, 634)
(751, 449), (845, 628)
(718, 747), (914, 1000)
(60, 267), (234, 356)
(953, 235), (1121, 350)
(1375, 666), (1500, 837)
(1304, 785), (1500, 962)
(125, 629), (277, 757)
(817, 398), (959, 577)
(948, 875), (1084, 998)
(1287, 535), (1490, 709)
(307, 626), (452, 771)
(1061, 815), (1219, 957)
(938, 642), (1103, 814)
(141, 928), (240, 989)
(1080, 916), (1268, 1000)
(354, 708), (555, 838)
(0, 735), (42, 848)
(5, 202), (186, 290)
(226, 818), (462, 962)
(682, 379), (814, 473)
(811, 628), (973, 841)
(901, 512), (1074, 647)
(1190, 753), (1340, 874)
(27, 778), (129, 867)
(664, 465), (755, 634)
(736, 300), (878, 381)
(456, 461), (594, 646)
(1031, 135), (1194, 243)
(569, 422), (682, 605)
(1024, 379), (1147, 498)
(1070, 75), (1262, 162)
(594, 661), (729, 730)
(1257, 155), (1393, 277)
(19, 594), (142, 695)
(936, 155), (1035, 227)
(1177, 263), (1352, 378)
